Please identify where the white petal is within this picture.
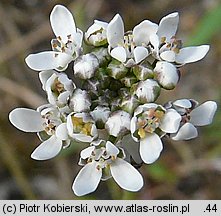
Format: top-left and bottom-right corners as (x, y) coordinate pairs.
(72, 133), (93, 143)
(171, 123), (198, 140)
(133, 46), (149, 64)
(73, 29), (84, 52)
(149, 34), (160, 55)
(72, 161), (102, 196)
(94, 20), (108, 29)
(107, 14), (124, 47)
(25, 51), (72, 71)
(80, 146), (95, 159)
(190, 101), (217, 126)
(58, 73), (75, 91)
(106, 141), (119, 156)
(86, 20), (108, 36)
(160, 109), (181, 133)
(50, 5), (76, 42)
(57, 91), (70, 104)
(157, 12), (179, 40)
(9, 108), (44, 132)
(173, 99), (192, 108)
(133, 20), (158, 45)
(176, 45), (210, 64)
(160, 50), (176, 62)
(39, 70), (54, 90)
(110, 158), (143, 191)
(31, 135), (62, 160)
(130, 116), (138, 141)
(110, 47), (127, 63)
(140, 133), (163, 164)
(55, 123), (68, 140)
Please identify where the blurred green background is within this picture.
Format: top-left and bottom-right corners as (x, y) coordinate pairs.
(0, 0), (220, 200)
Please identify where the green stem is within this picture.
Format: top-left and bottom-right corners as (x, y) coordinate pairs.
(121, 190), (137, 200)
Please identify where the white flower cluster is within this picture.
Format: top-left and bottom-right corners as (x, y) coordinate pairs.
(9, 5), (217, 196)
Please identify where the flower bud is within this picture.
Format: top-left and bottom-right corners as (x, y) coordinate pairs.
(85, 20), (108, 46)
(90, 106), (110, 129)
(73, 54), (99, 79)
(132, 64), (154, 81)
(134, 79), (161, 103)
(154, 61), (179, 90)
(120, 95), (140, 114)
(107, 59), (128, 79)
(105, 110), (131, 137)
(120, 75), (137, 87)
(91, 47), (111, 67)
(95, 68), (111, 90)
(69, 88), (91, 112)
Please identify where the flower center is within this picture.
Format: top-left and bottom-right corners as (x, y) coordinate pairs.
(51, 77), (65, 97)
(71, 116), (92, 136)
(87, 147), (116, 171)
(181, 108), (191, 123)
(161, 36), (182, 54)
(51, 35), (75, 56)
(117, 32), (135, 58)
(42, 112), (61, 135)
(137, 108), (165, 138)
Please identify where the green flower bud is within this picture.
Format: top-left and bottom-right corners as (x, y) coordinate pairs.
(120, 75), (138, 87)
(95, 68), (111, 90)
(107, 59), (128, 79)
(120, 95), (140, 114)
(91, 47), (111, 67)
(133, 64), (154, 81)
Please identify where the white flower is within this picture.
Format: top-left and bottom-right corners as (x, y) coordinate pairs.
(85, 20), (108, 46)
(25, 5), (83, 71)
(150, 12), (210, 65)
(9, 104), (69, 160)
(73, 54), (99, 79)
(131, 103), (181, 164)
(107, 14), (158, 66)
(105, 110), (131, 137)
(170, 99), (217, 140)
(39, 71), (75, 107)
(67, 112), (98, 143)
(72, 141), (143, 196)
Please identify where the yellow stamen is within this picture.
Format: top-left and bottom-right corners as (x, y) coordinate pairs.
(154, 110), (164, 119)
(72, 116), (84, 126)
(138, 128), (146, 139)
